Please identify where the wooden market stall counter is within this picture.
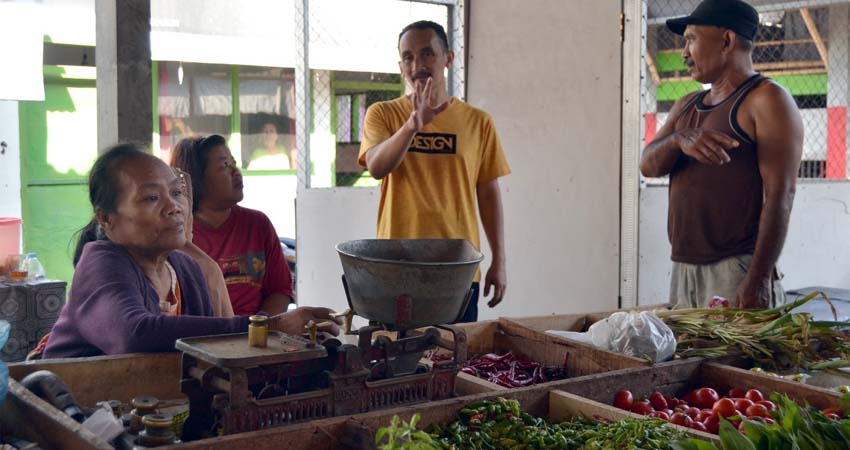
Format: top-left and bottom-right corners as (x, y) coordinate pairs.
(4, 351), (848, 449)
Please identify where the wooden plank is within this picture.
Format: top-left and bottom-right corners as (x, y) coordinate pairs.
(554, 358), (705, 403)
(548, 390), (718, 442)
(455, 371), (507, 394)
(700, 363), (842, 410)
(657, 38), (818, 55)
(450, 319), (647, 395)
(500, 314), (650, 369)
(645, 53), (662, 86)
(505, 303), (670, 332)
(450, 320), (500, 355)
(10, 352), (182, 406)
(582, 303), (672, 324)
(800, 8), (829, 66)
(552, 359), (844, 413)
(0, 379), (112, 450)
(171, 383), (557, 450)
(501, 313), (587, 333)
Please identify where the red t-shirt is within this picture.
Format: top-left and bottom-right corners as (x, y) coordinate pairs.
(192, 206), (294, 316)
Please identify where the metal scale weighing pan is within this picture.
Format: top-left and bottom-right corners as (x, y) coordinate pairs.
(336, 239), (483, 330)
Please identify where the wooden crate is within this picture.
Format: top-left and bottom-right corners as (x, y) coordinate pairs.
(0, 348), (698, 450)
(2, 353), (182, 450)
(335, 386), (715, 449)
(555, 358), (845, 411)
(503, 303), (672, 335)
(1, 353), (706, 450)
(444, 318), (648, 395)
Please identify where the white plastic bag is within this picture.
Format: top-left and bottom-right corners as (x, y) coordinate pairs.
(83, 402), (125, 442)
(547, 311), (676, 362)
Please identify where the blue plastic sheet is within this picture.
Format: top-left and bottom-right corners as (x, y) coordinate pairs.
(0, 320), (9, 405)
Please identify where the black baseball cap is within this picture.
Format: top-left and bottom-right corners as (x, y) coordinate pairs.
(666, 0), (759, 41)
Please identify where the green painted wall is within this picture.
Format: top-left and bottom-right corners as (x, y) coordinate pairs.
(19, 68), (97, 285)
(654, 73), (828, 102)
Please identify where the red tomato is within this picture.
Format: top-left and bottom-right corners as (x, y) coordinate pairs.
(670, 412), (693, 427)
(614, 390), (634, 410)
(744, 389), (765, 403)
(826, 413), (842, 421)
(734, 398), (754, 412)
(728, 388), (746, 398)
(649, 391), (668, 411)
(683, 407), (700, 419)
(693, 388), (720, 409)
(690, 421), (708, 432)
(757, 400), (777, 411)
(746, 404), (770, 418)
(651, 411), (670, 421)
(712, 398), (737, 418)
(696, 409), (712, 422)
(762, 417), (775, 425)
(683, 391), (696, 405)
(704, 415), (720, 434)
(823, 407), (843, 418)
(665, 409), (675, 417)
(631, 400), (654, 415)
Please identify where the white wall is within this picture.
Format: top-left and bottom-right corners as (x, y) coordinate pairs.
(465, 0), (623, 318)
(295, 187), (380, 316)
(0, 101), (21, 220)
(240, 175), (297, 238)
(639, 182), (850, 303)
(295, 0), (625, 319)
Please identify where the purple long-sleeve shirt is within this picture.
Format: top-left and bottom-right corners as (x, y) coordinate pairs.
(42, 240), (249, 358)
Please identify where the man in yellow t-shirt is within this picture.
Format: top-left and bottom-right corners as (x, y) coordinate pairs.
(359, 20), (511, 322)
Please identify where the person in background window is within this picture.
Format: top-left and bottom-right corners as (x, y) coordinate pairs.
(41, 144), (338, 358)
(171, 135), (295, 316)
(639, 0), (803, 309)
(247, 122), (296, 171)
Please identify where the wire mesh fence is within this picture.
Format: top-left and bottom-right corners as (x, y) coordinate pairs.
(643, 0), (850, 179)
(293, 0), (452, 189)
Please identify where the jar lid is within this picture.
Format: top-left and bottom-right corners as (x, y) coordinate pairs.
(249, 315), (269, 325)
(131, 396), (160, 410)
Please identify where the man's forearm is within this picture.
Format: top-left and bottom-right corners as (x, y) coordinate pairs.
(747, 192), (794, 283)
(639, 133), (682, 178)
(365, 118), (418, 179)
(261, 293), (292, 316)
(477, 181), (505, 264)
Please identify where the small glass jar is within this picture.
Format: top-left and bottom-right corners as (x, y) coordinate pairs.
(248, 314), (269, 348)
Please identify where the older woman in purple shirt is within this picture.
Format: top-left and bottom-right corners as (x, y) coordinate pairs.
(42, 143), (339, 358)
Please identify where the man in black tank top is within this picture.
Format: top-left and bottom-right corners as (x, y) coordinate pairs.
(639, 0), (803, 310)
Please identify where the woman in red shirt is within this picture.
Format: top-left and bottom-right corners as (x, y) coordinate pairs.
(171, 135), (294, 316)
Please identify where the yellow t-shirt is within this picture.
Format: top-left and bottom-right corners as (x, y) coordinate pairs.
(359, 96), (511, 281)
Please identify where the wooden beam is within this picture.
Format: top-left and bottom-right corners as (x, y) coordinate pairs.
(644, 53), (662, 86)
(756, 60), (825, 70)
(657, 38), (819, 55)
(661, 68), (826, 83)
(800, 8), (829, 66)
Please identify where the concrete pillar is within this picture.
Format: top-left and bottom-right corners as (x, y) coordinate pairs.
(827, 4), (849, 179)
(96, 0), (152, 152)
